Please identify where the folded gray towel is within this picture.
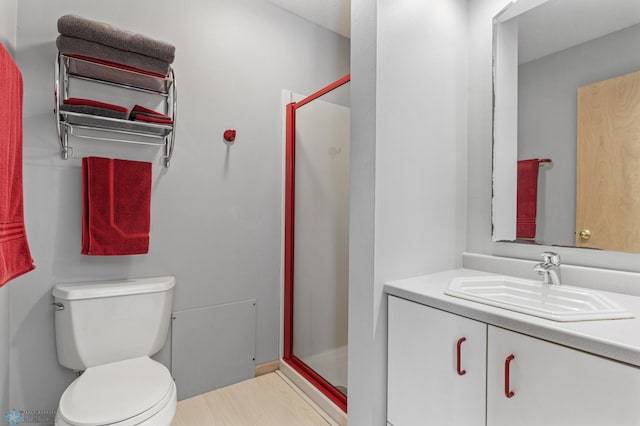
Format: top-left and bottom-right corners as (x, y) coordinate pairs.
(57, 14), (175, 64)
(59, 104), (129, 120)
(57, 35), (170, 77)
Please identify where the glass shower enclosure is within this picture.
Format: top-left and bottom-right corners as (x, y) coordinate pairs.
(283, 75), (350, 412)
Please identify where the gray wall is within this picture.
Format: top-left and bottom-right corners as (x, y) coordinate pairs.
(0, 0), (17, 416)
(12, 0), (349, 413)
(468, 0), (640, 276)
(518, 23), (640, 246)
(0, 287), (8, 426)
(348, 0), (468, 424)
(0, 0), (16, 54)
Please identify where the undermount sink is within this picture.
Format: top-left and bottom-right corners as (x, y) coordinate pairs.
(444, 276), (633, 322)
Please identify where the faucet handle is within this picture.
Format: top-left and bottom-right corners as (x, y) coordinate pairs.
(541, 251), (560, 266)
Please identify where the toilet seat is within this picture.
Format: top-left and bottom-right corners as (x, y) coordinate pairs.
(57, 356), (175, 426)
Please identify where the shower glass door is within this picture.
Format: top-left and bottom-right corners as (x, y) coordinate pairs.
(284, 75), (350, 411)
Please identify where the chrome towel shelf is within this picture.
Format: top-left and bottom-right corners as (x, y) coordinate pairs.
(54, 53), (177, 167)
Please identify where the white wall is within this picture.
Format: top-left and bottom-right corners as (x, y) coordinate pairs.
(0, 0), (17, 416)
(347, 0), (378, 422)
(468, 0), (640, 277)
(349, 0), (468, 424)
(13, 0), (349, 413)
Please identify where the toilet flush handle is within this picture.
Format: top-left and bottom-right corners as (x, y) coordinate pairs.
(51, 302), (64, 311)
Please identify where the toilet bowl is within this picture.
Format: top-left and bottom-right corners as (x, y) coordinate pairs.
(55, 357), (176, 426)
(52, 277), (177, 426)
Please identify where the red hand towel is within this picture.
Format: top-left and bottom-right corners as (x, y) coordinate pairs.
(132, 105), (167, 115)
(516, 159), (541, 240)
(129, 105), (173, 124)
(64, 97), (129, 114)
(0, 44), (35, 286)
(82, 157), (151, 255)
(131, 114), (173, 125)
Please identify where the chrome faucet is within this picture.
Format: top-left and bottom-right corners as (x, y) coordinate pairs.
(533, 251), (561, 285)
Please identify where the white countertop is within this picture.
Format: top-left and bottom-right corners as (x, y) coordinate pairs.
(385, 268), (640, 367)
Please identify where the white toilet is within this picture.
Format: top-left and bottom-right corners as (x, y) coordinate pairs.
(52, 276), (177, 426)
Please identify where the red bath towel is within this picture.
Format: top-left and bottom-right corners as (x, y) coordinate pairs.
(0, 44), (35, 286)
(82, 157), (151, 255)
(516, 159), (541, 239)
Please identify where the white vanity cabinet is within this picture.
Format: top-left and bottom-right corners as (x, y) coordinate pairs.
(487, 325), (640, 426)
(388, 295), (640, 426)
(387, 296), (486, 426)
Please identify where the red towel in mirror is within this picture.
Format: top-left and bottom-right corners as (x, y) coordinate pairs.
(82, 157), (151, 255)
(0, 44), (35, 286)
(516, 159), (540, 239)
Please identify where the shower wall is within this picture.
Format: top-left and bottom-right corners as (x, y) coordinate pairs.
(292, 93), (350, 389)
(10, 0), (349, 414)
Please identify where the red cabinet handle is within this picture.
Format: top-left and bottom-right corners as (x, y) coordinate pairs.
(505, 354), (515, 398)
(456, 337), (467, 376)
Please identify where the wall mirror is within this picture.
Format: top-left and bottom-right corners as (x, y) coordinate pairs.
(492, 0), (640, 253)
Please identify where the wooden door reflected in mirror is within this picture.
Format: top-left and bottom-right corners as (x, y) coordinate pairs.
(576, 70), (640, 252)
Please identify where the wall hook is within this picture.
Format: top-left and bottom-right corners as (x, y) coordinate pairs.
(224, 129), (236, 142)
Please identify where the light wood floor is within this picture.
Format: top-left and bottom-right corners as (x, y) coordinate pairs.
(171, 372), (338, 426)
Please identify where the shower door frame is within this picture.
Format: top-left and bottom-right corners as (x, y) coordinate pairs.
(283, 74), (350, 412)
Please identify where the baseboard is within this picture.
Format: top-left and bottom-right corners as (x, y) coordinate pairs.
(255, 360), (280, 377)
(278, 359), (347, 426)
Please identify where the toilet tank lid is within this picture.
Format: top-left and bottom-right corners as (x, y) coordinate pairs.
(52, 276), (175, 300)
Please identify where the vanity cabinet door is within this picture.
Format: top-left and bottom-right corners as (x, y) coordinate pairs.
(487, 325), (640, 426)
(387, 296), (486, 426)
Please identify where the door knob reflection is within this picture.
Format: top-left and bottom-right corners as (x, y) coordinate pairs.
(579, 229), (592, 240)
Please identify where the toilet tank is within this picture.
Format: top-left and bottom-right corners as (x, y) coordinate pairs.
(52, 276), (175, 371)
